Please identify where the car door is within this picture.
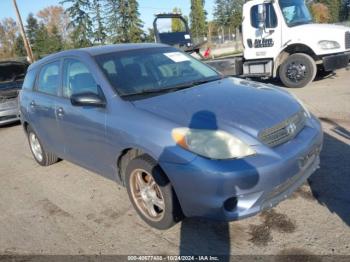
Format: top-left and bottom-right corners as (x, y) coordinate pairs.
(29, 60), (64, 155)
(55, 58), (111, 177)
(243, 1), (282, 60)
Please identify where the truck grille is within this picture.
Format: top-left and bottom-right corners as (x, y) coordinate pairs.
(346, 31), (350, 50)
(258, 110), (306, 147)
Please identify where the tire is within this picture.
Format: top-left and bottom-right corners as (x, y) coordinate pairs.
(27, 126), (58, 166)
(279, 53), (317, 88)
(125, 154), (183, 229)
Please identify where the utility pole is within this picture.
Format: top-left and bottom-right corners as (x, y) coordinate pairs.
(12, 0), (34, 63)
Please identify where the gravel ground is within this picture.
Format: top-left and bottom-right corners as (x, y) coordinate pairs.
(0, 69), (349, 257)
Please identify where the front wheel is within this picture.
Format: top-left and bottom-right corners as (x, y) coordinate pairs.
(279, 53), (317, 88)
(125, 155), (183, 229)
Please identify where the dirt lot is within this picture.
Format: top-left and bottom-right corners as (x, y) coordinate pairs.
(0, 69), (349, 256)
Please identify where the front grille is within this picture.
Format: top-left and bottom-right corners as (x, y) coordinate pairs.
(346, 31), (350, 50)
(258, 110), (306, 147)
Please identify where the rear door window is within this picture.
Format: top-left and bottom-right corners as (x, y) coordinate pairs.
(37, 61), (60, 95)
(62, 58), (99, 98)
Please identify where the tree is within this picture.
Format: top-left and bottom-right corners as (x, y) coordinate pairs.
(104, 0), (119, 43)
(171, 8), (185, 32)
(311, 3), (331, 23)
(128, 0), (144, 43)
(26, 14), (39, 54)
(317, 0), (342, 22)
(190, 0), (207, 40)
(213, 0), (244, 30)
(105, 0), (144, 43)
(60, 0), (93, 48)
(47, 25), (64, 53)
(34, 23), (50, 57)
(0, 18), (18, 59)
(92, 0), (107, 44)
(145, 28), (155, 43)
(14, 35), (26, 57)
(339, 0), (350, 21)
(37, 6), (69, 38)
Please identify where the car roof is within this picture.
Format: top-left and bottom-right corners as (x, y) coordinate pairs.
(28, 43), (170, 70)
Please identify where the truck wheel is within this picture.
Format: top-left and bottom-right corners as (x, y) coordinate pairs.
(27, 126), (58, 166)
(279, 53), (317, 88)
(125, 155), (183, 229)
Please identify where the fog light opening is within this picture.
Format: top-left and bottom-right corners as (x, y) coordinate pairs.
(224, 197), (238, 212)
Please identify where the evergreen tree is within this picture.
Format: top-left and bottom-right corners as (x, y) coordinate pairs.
(172, 8), (185, 32)
(190, 0), (207, 39)
(105, 0), (144, 43)
(60, 0), (93, 48)
(26, 14), (39, 54)
(145, 28), (155, 43)
(127, 0), (143, 43)
(339, 0), (350, 21)
(47, 25), (64, 53)
(105, 0), (119, 43)
(92, 0), (107, 44)
(35, 23), (50, 57)
(115, 0), (129, 43)
(14, 35), (26, 57)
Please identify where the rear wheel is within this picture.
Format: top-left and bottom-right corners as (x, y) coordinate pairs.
(27, 126), (58, 166)
(125, 155), (182, 229)
(279, 53), (317, 88)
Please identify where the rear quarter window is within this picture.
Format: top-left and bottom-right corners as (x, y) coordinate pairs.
(22, 69), (37, 90)
(37, 61), (60, 96)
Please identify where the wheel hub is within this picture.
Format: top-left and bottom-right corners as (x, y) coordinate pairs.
(130, 169), (165, 221)
(287, 62), (307, 82)
(29, 132), (43, 162)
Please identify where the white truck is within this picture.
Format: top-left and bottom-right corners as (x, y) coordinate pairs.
(153, 0), (350, 88)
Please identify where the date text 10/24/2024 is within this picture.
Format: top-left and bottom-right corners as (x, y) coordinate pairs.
(127, 256), (220, 261)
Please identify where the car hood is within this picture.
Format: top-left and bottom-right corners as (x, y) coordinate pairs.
(132, 78), (301, 138)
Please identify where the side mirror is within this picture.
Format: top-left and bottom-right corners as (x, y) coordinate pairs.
(70, 92), (106, 108)
(257, 4), (266, 29)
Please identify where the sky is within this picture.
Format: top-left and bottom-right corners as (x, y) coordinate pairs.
(0, 0), (216, 30)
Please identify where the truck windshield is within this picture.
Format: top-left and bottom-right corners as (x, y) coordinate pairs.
(279, 0), (312, 27)
(95, 47), (220, 99)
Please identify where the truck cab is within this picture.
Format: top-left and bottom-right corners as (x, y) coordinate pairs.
(153, 0), (350, 88)
(242, 0), (350, 87)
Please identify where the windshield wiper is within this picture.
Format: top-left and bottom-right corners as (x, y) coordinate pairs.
(121, 83), (195, 98)
(121, 76), (222, 98)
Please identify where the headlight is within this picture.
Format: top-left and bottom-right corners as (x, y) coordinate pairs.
(318, 40), (340, 50)
(172, 128), (255, 159)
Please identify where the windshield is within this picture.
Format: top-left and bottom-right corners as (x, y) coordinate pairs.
(279, 0), (312, 27)
(95, 47), (220, 98)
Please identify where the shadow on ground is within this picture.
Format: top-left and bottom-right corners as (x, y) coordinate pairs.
(0, 121), (20, 129)
(179, 218), (231, 257)
(309, 131), (350, 226)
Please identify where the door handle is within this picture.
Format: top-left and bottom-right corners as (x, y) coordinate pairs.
(56, 107), (64, 117)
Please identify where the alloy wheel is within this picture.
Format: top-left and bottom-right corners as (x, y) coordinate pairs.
(129, 169), (165, 221)
(29, 132), (43, 162)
